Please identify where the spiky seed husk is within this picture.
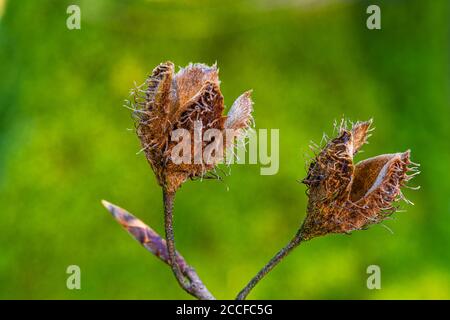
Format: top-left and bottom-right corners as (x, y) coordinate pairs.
(301, 120), (418, 240)
(131, 61), (254, 192)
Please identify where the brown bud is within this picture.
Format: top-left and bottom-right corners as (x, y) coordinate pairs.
(301, 120), (419, 240)
(129, 62), (253, 193)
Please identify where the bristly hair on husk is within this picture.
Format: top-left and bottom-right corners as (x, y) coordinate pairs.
(301, 119), (420, 240)
(126, 61), (254, 193)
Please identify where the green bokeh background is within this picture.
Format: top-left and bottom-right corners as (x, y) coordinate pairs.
(0, 0), (449, 299)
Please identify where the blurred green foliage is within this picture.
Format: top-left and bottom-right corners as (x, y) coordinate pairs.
(0, 0), (449, 299)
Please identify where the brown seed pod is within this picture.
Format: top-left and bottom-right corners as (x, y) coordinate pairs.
(128, 62), (253, 193)
(301, 120), (419, 240)
(236, 119), (419, 300)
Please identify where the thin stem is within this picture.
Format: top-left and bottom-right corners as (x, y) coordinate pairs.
(236, 230), (304, 300)
(163, 190), (191, 294)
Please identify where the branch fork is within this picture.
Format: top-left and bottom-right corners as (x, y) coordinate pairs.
(101, 200), (214, 300)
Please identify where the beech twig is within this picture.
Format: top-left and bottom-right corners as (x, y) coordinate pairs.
(163, 190), (192, 296)
(236, 231), (304, 300)
(107, 61), (417, 300)
(101, 200), (215, 300)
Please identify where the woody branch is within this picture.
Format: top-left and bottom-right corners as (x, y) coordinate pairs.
(101, 200), (215, 300)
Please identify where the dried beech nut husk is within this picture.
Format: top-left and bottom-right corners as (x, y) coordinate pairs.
(128, 62), (253, 193)
(301, 120), (419, 240)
